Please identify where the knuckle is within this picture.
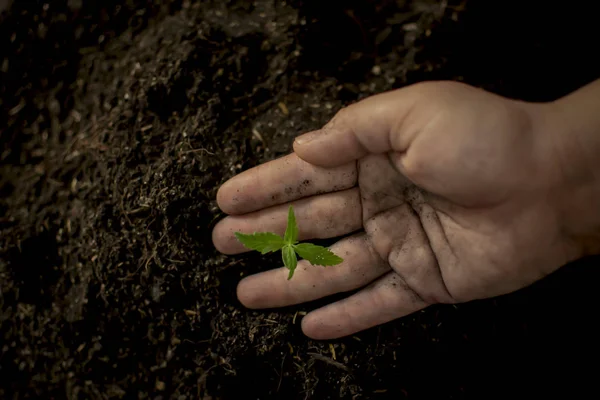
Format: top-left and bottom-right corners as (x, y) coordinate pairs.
(400, 152), (429, 180)
(325, 106), (352, 130)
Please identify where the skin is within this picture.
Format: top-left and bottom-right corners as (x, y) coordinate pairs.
(212, 79), (600, 340)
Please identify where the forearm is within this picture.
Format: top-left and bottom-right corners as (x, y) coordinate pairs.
(540, 78), (600, 258)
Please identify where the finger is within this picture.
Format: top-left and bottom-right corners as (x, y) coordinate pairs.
(292, 84), (424, 167)
(301, 272), (430, 340)
(236, 233), (390, 308)
(212, 188), (362, 254)
(217, 153), (357, 215)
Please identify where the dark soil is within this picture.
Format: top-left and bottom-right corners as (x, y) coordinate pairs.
(1, 0), (599, 399)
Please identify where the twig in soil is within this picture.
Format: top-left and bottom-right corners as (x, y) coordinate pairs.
(180, 276), (187, 295)
(307, 352), (351, 372)
(292, 361), (313, 400)
(292, 310), (307, 325)
(252, 128), (264, 142)
(118, 186), (133, 227)
(276, 354), (286, 392)
(125, 206), (150, 215)
(277, 102), (289, 115)
(197, 365), (216, 398)
(182, 147), (215, 156)
(329, 343), (336, 360)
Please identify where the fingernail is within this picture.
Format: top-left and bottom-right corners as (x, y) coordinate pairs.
(294, 130), (320, 145)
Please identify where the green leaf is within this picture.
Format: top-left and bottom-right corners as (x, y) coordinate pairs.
(234, 232), (285, 254)
(293, 243), (343, 266)
(282, 245), (298, 280)
(284, 205), (299, 245)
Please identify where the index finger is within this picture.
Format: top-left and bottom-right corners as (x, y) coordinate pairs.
(216, 153), (357, 215)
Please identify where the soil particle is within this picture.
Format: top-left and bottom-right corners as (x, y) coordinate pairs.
(1, 0), (600, 399)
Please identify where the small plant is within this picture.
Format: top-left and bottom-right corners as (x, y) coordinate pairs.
(235, 205), (343, 279)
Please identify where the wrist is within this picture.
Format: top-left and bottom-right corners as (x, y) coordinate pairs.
(533, 79), (600, 259)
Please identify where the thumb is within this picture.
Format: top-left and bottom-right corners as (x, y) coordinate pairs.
(292, 84), (423, 167)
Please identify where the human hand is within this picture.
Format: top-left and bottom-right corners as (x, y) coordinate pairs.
(212, 80), (579, 340)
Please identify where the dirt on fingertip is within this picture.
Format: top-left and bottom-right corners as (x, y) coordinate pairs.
(1, 0), (599, 398)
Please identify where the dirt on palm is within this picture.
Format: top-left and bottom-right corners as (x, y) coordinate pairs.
(1, 0), (599, 398)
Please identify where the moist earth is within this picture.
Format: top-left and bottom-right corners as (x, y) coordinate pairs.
(1, 0), (599, 398)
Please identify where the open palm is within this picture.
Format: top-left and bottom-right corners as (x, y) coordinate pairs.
(212, 81), (573, 339)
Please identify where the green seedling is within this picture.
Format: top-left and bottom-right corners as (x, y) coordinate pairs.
(234, 205), (343, 279)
